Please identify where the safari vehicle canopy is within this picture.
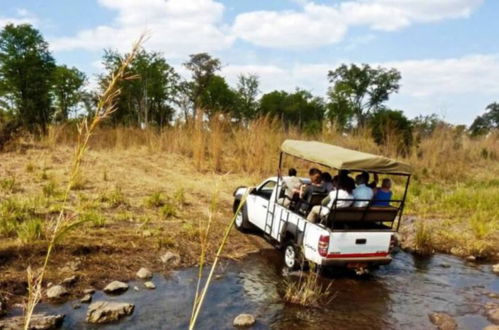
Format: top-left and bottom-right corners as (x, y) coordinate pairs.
(278, 140), (412, 231)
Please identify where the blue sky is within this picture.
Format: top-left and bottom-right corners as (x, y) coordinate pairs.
(2, 0), (499, 124)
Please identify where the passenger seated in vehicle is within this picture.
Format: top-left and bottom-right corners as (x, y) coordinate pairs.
(353, 174), (374, 207)
(321, 172), (335, 192)
(300, 168), (326, 201)
(306, 180), (353, 223)
(334, 170), (355, 191)
(279, 168), (302, 207)
(373, 178), (393, 206)
(361, 171), (379, 189)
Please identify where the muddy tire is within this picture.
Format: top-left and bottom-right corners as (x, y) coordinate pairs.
(283, 241), (304, 271)
(234, 203), (252, 232)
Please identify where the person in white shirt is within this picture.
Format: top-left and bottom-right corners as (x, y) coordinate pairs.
(352, 174), (374, 207)
(307, 181), (354, 223)
(279, 168), (302, 207)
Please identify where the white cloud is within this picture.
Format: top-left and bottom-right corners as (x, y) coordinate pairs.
(232, 3), (347, 48)
(232, 0), (483, 48)
(0, 8), (38, 28)
(51, 0), (234, 58)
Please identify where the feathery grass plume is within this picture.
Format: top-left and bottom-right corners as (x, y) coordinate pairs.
(283, 270), (334, 307)
(189, 189), (249, 330)
(23, 35), (145, 330)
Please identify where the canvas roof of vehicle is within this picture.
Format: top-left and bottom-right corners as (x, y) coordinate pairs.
(281, 140), (412, 175)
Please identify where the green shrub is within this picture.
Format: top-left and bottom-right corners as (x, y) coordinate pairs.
(42, 180), (59, 198)
(145, 191), (166, 208)
(160, 202), (177, 218)
(0, 177), (18, 193)
(81, 211), (106, 227)
(100, 186), (127, 208)
(17, 218), (44, 244)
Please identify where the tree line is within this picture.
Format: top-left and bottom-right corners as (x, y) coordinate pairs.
(0, 24), (497, 152)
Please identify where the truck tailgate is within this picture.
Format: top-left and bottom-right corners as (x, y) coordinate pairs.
(327, 232), (392, 258)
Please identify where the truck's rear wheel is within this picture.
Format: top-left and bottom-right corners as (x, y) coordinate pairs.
(283, 241), (304, 271)
(234, 203), (251, 232)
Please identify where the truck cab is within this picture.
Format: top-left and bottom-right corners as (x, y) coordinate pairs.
(233, 140), (412, 274)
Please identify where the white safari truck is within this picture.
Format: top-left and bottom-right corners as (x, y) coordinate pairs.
(233, 140), (412, 273)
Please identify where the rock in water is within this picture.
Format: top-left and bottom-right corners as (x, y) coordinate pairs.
(144, 281), (156, 289)
(103, 281), (128, 294)
(84, 288), (95, 294)
(493, 264), (499, 275)
(429, 312), (457, 330)
(81, 294), (92, 304)
(86, 301), (134, 324)
(486, 303), (499, 324)
(233, 314), (256, 327)
(160, 252), (180, 267)
(0, 313), (64, 330)
(46, 285), (68, 299)
(136, 267), (152, 279)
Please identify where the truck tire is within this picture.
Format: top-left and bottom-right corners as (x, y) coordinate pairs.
(234, 203), (252, 232)
(283, 241), (305, 271)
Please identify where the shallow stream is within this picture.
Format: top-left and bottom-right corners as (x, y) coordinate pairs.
(34, 249), (499, 329)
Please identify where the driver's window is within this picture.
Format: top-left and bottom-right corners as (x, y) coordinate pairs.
(256, 181), (276, 200)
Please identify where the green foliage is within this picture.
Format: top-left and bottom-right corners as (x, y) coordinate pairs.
(369, 108), (413, 154)
(183, 52), (221, 119)
(42, 180), (59, 198)
(327, 63), (401, 128)
(145, 191), (166, 208)
(17, 218), (44, 244)
(259, 89), (325, 130)
(52, 65), (86, 121)
(236, 74), (259, 120)
(160, 202), (177, 219)
(0, 24), (56, 135)
(470, 102), (499, 136)
(174, 187), (186, 206)
(100, 49), (180, 126)
(80, 211), (106, 227)
(199, 75), (238, 118)
(99, 186), (127, 208)
(414, 221), (433, 255)
(0, 176), (18, 193)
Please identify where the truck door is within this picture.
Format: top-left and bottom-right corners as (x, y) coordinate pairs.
(246, 180), (276, 231)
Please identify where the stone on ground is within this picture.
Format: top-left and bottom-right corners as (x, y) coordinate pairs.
(46, 285), (68, 299)
(0, 313), (64, 330)
(62, 275), (78, 286)
(160, 251), (180, 267)
(429, 312), (457, 330)
(144, 281), (156, 289)
(493, 264), (499, 275)
(86, 301), (134, 324)
(136, 267), (152, 279)
(84, 288), (95, 294)
(81, 294), (92, 304)
(103, 281), (128, 294)
(233, 313), (256, 327)
(485, 303), (499, 324)
(483, 325), (499, 330)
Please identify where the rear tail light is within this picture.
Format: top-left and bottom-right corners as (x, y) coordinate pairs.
(318, 235), (329, 257)
(390, 234), (398, 251)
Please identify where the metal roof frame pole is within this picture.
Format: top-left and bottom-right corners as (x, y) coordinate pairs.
(396, 175), (411, 232)
(275, 152), (283, 204)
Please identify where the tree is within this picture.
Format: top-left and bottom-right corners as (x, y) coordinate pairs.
(52, 65), (86, 121)
(183, 53), (221, 119)
(0, 24), (56, 135)
(470, 102), (499, 136)
(369, 109), (412, 155)
(236, 74), (259, 121)
(327, 64), (401, 128)
(199, 75), (238, 118)
(100, 49), (180, 126)
(259, 89), (325, 132)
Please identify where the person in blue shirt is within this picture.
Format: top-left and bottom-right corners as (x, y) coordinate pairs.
(373, 178), (393, 207)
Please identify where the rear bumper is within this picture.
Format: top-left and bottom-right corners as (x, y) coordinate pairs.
(319, 255), (392, 266)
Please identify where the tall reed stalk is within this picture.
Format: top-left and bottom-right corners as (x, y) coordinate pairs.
(189, 190), (249, 330)
(23, 36), (145, 330)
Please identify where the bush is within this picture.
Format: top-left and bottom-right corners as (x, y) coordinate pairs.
(145, 191), (166, 208)
(369, 108), (413, 155)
